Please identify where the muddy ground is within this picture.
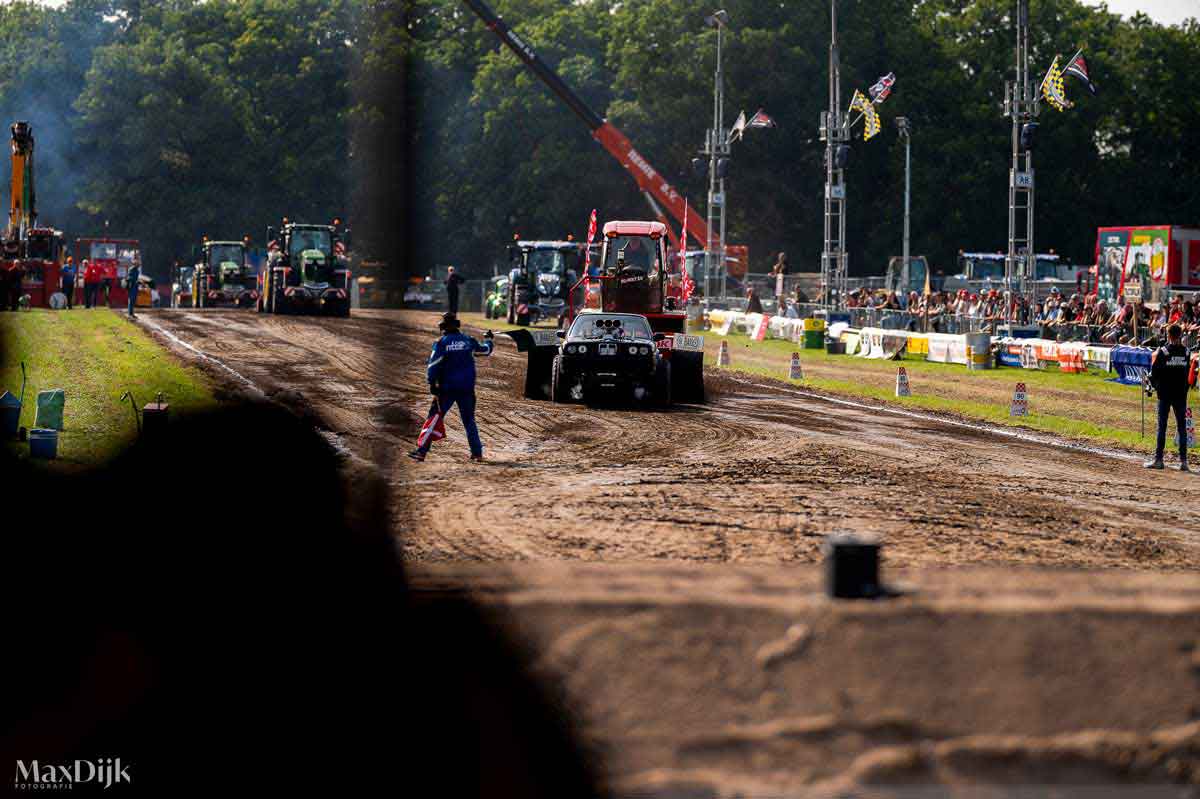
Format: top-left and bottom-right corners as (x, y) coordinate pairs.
(138, 308), (1200, 796)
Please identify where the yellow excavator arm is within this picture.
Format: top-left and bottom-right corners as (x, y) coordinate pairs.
(8, 121), (34, 243)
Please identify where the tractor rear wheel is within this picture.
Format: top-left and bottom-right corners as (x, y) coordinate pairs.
(653, 359), (673, 409)
(671, 352), (706, 404)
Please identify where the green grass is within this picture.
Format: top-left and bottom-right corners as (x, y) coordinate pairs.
(711, 330), (1192, 453)
(1, 309), (219, 467)
(458, 310), (1189, 453)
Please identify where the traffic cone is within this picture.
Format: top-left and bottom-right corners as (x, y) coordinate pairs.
(1175, 408), (1196, 448)
(1010, 382), (1029, 417)
(717, 340), (731, 367)
(789, 353), (804, 380)
(895, 366), (911, 397)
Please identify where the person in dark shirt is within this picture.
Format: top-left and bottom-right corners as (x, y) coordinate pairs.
(1145, 323), (1192, 471)
(60, 257), (77, 309)
(445, 266), (465, 315)
(745, 286), (763, 315)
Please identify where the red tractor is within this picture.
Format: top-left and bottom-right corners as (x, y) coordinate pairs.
(509, 220), (705, 403)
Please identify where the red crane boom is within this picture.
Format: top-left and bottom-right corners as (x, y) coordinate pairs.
(462, 0), (714, 251)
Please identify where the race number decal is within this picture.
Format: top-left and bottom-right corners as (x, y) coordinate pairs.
(531, 330), (560, 347)
(672, 333), (704, 352)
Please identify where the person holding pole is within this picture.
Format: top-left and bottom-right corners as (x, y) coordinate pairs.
(1144, 323), (1191, 471)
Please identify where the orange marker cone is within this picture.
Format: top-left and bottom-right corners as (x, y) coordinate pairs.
(717, 340), (731, 367)
(895, 366), (911, 397)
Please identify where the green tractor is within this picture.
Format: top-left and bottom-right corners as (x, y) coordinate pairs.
(257, 219), (352, 317)
(484, 275), (508, 320)
(192, 236), (256, 308)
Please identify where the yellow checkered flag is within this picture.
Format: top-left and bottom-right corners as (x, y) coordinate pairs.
(1040, 55), (1073, 112)
(850, 90), (881, 141)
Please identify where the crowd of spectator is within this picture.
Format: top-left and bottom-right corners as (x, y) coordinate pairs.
(1038, 290), (1200, 347)
(760, 284), (1200, 348)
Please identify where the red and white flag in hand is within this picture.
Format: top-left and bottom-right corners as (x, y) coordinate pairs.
(417, 398), (446, 448)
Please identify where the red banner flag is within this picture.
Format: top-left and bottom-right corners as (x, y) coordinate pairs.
(416, 398), (446, 448)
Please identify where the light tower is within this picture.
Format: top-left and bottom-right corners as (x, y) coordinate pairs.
(819, 0), (848, 308)
(1004, 0), (1038, 311)
(702, 9), (730, 299)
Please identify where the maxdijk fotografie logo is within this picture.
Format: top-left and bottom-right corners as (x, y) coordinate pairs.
(13, 759), (130, 791)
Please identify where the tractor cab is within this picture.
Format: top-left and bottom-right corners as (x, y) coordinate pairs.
(17, 228), (65, 305)
(259, 218), (352, 317)
(569, 221), (687, 335)
(192, 236), (257, 308)
(203, 239), (251, 288)
(505, 239), (582, 326)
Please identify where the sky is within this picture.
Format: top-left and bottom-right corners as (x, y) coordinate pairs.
(1079, 0), (1198, 26)
(30, 0), (1199, 27)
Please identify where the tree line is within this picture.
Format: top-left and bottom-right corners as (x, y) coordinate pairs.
(0, 1), (1194, 280)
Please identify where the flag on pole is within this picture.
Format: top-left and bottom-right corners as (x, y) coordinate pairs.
(1063, 49), (1097, 95)
(583, 208), (597, 275)
(850, 90), (881, 141)
(728, 110), (748, 143)
(1040, 55), (1073, 112)
(416, 398), (446, 448)
(868, 72), (896, 104)
(746, 109), (777, 129)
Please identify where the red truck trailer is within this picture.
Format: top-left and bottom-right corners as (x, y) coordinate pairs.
(74, 238), (142, 308)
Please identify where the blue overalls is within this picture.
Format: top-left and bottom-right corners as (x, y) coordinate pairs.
(420, 331), (494, 457)
(126, 266), (141, 317)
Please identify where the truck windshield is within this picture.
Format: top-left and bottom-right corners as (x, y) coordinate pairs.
(958, 256), (1005, 280)
(289, 229), (331, 260)
(604, 236), (660, 273)
(907, 258), (928, 289)
(26, 236), (53, 260)
(208, 244), (244, 268)
(570, 315), (653, 340)
(527, 249), (567, 274)
(90, 242), (117, 260)
(1035, 258), (1061, 279)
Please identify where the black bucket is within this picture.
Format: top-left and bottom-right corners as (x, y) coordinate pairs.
(824, 534), (885, 599)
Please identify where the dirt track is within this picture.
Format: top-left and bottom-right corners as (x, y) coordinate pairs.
(141, 307), (1199, 569)
(137, 307), (1200, 795)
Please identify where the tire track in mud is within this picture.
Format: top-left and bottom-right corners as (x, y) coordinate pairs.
(144, 309), (1200, 569)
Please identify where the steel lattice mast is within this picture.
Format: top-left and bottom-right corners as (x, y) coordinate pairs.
(1005, 0), (1038, 309)
(819, 0), (848, 308)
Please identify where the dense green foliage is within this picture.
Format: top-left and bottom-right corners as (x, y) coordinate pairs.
(0, 0), (353, 277)
(0, 1), (1193, 279)
(404, 0), (1199, 277)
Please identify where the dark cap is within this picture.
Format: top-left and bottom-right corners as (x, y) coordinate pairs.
(1168, 323), (1182, 340)
(439, 313), (461, 331)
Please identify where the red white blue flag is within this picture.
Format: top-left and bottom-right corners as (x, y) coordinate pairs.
(868, 72), (896, 104)
(584, 208), (597, 276)
(417, 398), (446, 447)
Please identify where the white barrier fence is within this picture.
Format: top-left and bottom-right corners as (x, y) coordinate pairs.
(705, 309), (994, 369)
